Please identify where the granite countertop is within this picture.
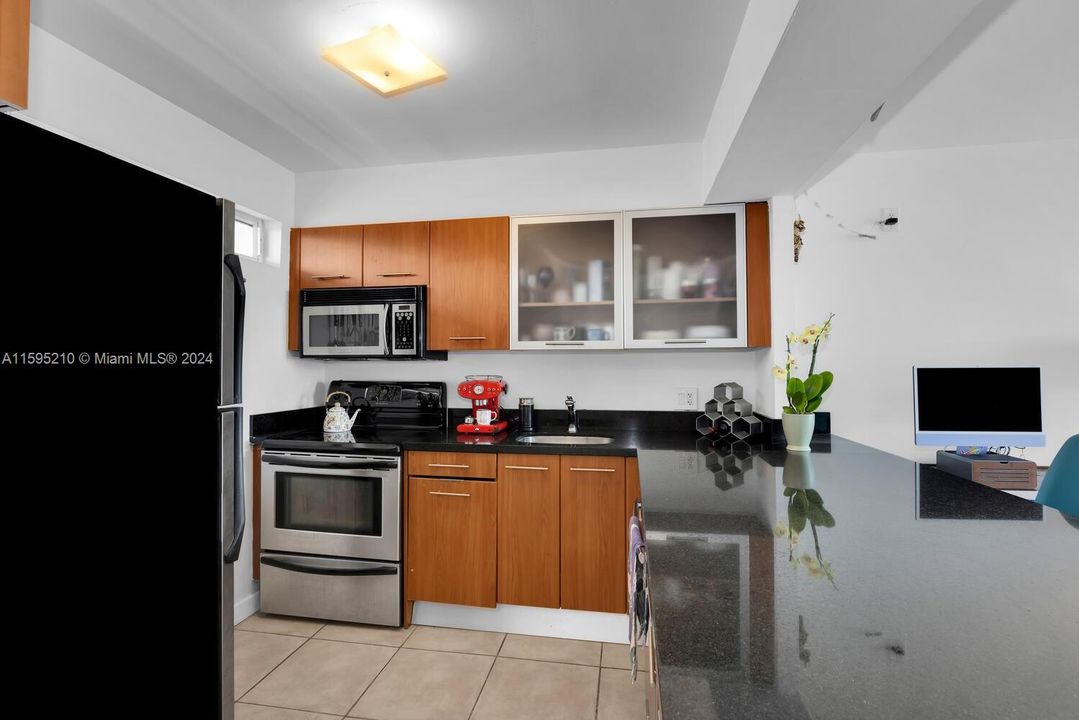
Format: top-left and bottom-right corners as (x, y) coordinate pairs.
(641, 436), (1079, 720)
(252, 412), (1078, 719)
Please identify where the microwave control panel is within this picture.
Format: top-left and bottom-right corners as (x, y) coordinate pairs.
(391, 304), (416, 355)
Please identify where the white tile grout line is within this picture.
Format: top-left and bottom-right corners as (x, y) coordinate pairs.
(235, 629), (319, 704)
(594, 660), (602, 720)
(343, 637), (409, 718)
(467, 633), (508, 720)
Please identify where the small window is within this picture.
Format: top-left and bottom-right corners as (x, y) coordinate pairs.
(234, 210), (263, 260)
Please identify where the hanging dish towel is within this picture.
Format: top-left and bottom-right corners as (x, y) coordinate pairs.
(628, 515), (649, 681)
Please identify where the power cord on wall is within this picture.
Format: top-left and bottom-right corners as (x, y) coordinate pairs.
(796, 192), (879, 240)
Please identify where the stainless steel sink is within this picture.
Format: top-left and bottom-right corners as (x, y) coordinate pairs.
(516, 434), (613, 445)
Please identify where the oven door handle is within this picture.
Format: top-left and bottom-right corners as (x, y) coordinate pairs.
(261, 555), (398, 577)
(264, 456), (398, 471)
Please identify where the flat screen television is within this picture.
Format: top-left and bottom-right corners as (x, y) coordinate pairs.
(913, 367), (1045, 447)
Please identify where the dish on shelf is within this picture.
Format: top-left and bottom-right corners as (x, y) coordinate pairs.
(686, 325), (732, 338)
(641, 329), (680, 340)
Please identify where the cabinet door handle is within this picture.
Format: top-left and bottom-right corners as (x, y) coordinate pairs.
(569, 467), (616, 473)
(312, 274), (350, 280)
(429, 491), (471, 497)
(377, 272), (416, 277)
(545, 341), (585, 346)
(449, 336), (487, 340)
(428, 463), (469, 469)
(663, 339), (707, 344)
(504, 465), (549, 471)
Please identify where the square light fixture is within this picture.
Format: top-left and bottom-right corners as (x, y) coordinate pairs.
(321, 24), (446, 97)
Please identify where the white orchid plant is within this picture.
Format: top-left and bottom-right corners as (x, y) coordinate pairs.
(772, 313), (836, 415)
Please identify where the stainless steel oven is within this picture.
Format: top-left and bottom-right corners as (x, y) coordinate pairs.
(260, 449), (402, 625)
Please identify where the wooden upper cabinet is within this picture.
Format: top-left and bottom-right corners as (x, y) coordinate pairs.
(560, 455), (626, 614)
(0, 0), (30, 111)
(497, 454), (560, 608)
(296, 225), (364, 288)
(363, 221), (430, 286)
(428, 217), (510, 350)
(745, 202), (771, 347)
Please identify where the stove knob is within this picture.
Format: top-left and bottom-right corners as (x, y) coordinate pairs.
(473, 384), (484, 395)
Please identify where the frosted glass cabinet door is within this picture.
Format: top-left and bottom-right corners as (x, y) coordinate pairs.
(510, 213), (623, 349)
(623, 205), (747, 348)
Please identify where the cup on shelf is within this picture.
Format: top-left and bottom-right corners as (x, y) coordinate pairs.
(572, 282), (588, 302)
(551, 287), (571, 304)
(532, 323), (554, 341)
(585, 325), (608, 341)
(552, 325), (577, 341)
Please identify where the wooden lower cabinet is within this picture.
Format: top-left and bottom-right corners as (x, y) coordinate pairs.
(404, 450), (635, 618)
(560, 455), (627, 613)
(497, 454), (560, 608)
(407, 477), (497, 608)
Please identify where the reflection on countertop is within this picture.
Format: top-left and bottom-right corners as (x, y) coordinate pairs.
(640, 436), (1079, 720)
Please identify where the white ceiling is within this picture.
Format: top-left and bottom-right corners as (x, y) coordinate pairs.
(33, 0), (749, 172)
(863, 0), (1079, 152)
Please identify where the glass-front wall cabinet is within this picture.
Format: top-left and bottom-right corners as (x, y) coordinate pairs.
(510, 213), (623, 349)
(623, 205), (746, 348)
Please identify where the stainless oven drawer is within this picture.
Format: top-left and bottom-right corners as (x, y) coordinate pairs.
(260, 553), (401, 627)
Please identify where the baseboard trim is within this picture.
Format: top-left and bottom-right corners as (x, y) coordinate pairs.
(411, 601), (628, 644)
(234, 590), (260, 624)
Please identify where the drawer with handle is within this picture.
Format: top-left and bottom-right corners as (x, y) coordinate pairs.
(561, 455), (626, 479)
(407, 450), (497, 479)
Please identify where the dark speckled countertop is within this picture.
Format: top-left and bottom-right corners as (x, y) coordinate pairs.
(252, 413), (1078, 719)
(642, 436), (1079, 720)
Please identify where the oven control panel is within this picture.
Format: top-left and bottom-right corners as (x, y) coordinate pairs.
(391, 304), (416, 354)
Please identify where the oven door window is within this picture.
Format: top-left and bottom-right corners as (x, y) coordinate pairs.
(304, 304), (386, 354)
(275, 472), (382, 536)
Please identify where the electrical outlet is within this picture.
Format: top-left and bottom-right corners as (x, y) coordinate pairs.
(676, 453), (698, 473)
(675, 387), (698, 410)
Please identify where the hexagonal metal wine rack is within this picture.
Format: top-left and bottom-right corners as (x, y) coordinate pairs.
(714, 382), (743, 402)
(695, 410), (722, 436)
(696, 382), (764, 442)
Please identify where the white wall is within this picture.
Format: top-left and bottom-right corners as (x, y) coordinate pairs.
(20, 26), (323, 618)
(297, 144), (774, 413)
(761, 139), (1079, 465)
(297, 142), (703, 224)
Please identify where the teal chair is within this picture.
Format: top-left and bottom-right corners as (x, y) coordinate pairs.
(1035, 435), (1079, 516)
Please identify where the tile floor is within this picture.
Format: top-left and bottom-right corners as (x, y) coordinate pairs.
(235, 613), (647, 720)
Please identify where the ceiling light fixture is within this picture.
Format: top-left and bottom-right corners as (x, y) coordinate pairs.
(321, 24), (446, 97)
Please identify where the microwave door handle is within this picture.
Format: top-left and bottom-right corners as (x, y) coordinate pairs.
(383, 305), (393, 357)
(261, 555), (398, 576)
(264, 456), (398, 470)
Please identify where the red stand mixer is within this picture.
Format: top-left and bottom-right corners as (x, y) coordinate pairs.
(457, 375), (509, 434)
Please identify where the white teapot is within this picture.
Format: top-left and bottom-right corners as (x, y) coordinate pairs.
(323, 391), (361, 433)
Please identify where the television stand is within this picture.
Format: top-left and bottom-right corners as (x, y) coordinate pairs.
(936, 450), (1037, 490)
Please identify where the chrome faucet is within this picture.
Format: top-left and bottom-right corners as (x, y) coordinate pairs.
(565, 395), (578, 434)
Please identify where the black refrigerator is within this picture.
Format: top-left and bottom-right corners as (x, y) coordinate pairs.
(2, 113), (244, 718)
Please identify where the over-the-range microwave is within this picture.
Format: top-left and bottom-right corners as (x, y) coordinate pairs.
(300, 285), (444, 360)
